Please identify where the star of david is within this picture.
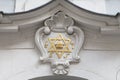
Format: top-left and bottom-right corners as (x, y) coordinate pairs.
(47, 33), (72, 59)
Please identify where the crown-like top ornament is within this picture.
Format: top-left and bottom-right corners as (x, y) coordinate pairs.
(45, 12), (74, 32)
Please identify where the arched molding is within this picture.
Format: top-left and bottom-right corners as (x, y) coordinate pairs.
(115, 65), (120, 80)
(8, 67), (105, 80)
(0, 0), (119, 34)
(30, 75), (87, 80)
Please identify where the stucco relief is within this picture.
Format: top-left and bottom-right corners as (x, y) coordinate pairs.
(35, 12), (84, 75)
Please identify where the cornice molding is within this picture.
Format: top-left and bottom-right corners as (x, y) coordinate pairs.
(0, 0), (119, 34)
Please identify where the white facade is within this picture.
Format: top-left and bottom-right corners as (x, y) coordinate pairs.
(1, 0), (120, 15)
(0, 0), (120, 80)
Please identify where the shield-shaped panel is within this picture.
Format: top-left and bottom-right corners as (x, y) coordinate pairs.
(35, 12), (84, 75)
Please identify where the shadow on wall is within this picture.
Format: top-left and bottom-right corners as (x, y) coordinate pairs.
(29, 75), (88, 80)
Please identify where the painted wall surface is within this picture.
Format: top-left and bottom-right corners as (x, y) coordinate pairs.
(69, 0), (106, 14)
(0, 49), (120, 80)
(105, 0), (120, 15)
(0, 0), (120, 15)
(0, 0), (15, 13)
(0, 24), (119, 80)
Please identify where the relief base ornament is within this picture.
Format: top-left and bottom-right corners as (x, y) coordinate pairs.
(35, 12), (84, 75)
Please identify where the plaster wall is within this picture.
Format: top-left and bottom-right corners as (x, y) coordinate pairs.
(0, 25), (119, 80)
(0, 48), (120, 80)
(1, 0), (120, 15)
